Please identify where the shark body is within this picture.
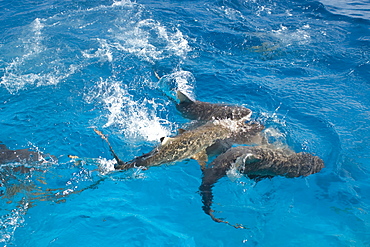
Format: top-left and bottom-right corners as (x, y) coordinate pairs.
(95, 120), (264, 170)
(0, 144), (45, 164)
(199, 145), (324, 227)
(176, 91), (252, 121)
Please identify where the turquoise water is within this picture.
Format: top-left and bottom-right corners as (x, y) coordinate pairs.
(1, 0), (369, 246)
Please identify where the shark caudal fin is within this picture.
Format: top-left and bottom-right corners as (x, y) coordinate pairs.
(200, 185), (246, 229)
(176, 90), (193, 103)
(93, 129), (127, 169)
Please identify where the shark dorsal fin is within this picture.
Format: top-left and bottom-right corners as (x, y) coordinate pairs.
(177, 91), (193, 103)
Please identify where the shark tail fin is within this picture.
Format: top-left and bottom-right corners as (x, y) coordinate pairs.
(176, 91), (193, 103)
(93, 129), (127, 169)
(208, 210), (246, 229)
(201, 182), (246, 229)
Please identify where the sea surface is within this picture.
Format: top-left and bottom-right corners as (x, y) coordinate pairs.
(1, 0), (369, 246)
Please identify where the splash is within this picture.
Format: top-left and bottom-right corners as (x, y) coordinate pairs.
(212, 5), (246, 21)
(258, 103), (288, 126)
(1, 18), (45, 93)
(263, 127), (288, 148)
(270, 24), (311, 46)
(85, 78), (173, 142)
(112, 18), (191, 63)
(0, 0), (191, 94)
(156, 70), (196, 102)
(112, 0), (135, 7)
(226, 157), (244, 182)
(0, 199), (29, 245)
(96, 158), (116, 175)
(257, 104), (289, 147)
(0, 18), (80, 94)
(82, 38), (113, 63)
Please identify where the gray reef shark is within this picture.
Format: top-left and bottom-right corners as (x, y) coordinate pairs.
(199, 145), (324, 228)
(176, 91), (252, 121)
(94, 119), (264, 170)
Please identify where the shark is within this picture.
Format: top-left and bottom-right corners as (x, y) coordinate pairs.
(176, 91), (252, 121)
(0, 143), (52, 164)
(199, 145), (324, 228)
(94, 120), (264, 170)
(0, 143), (57, 198)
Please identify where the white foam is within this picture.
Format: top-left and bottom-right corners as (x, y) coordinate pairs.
(96, 158), (116, 174)
(84, 0), (135, 12)
(256, 5), (272, 16)
(117, 98), (172, 142)
(0, 200), (29, 244)
(271, 24), (311, 46)
(1, 18), (45, 93)
(82, 38), (113, 62)
(263, 127), (288, 149)
(1, 0), (191, 93)
(112, 18), (191, 63)
(259, 103), (288, 126)
(112, 0), (135, 7)
(85, 78), (173, 142)
(226, 156), (244, 182)
(212, 5), (246, 21)
(0, 18), (80, 93)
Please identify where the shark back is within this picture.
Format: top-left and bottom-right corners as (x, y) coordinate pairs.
(176, 91), (252, 121)
(0, 144), (44, 164)
(128, 121), (232, 168)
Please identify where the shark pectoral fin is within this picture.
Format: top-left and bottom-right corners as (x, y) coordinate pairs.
(192, 149), (208, 168)
(176, 91), (193, 103)
(178, 128), (186, 134)
(192, 149), (208, 162)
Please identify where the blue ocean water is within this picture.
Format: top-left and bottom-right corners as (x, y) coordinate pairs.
(1, 0), (369, 246)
